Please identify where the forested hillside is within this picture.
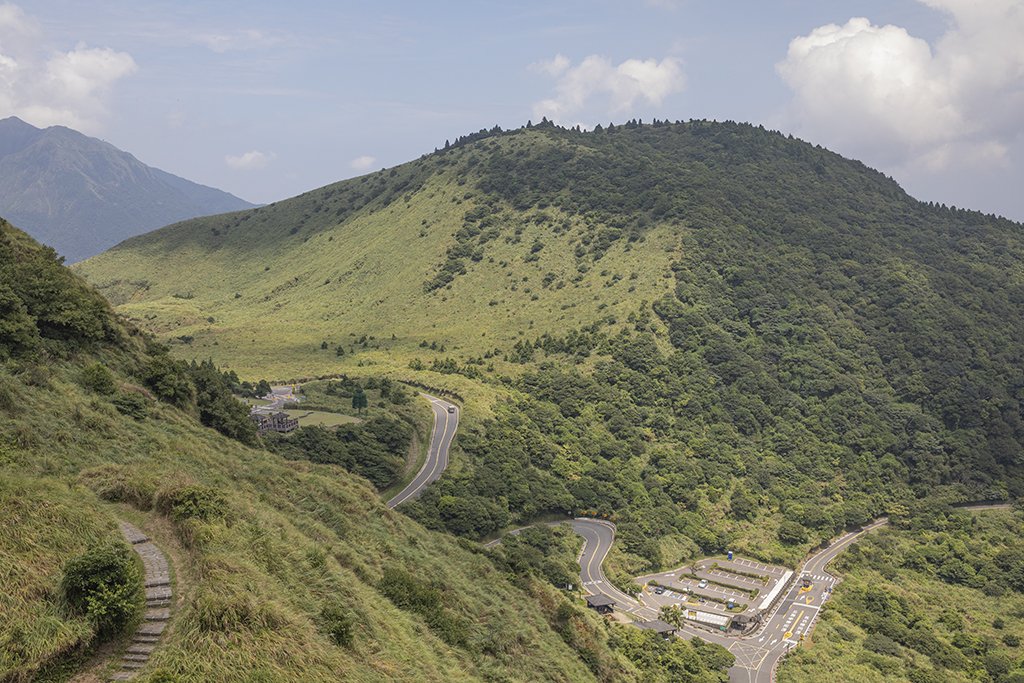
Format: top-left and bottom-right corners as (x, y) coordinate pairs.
(78, 121), (1024, 574)
(780, 506), (1024, 683)
(1, 219), (737, 681)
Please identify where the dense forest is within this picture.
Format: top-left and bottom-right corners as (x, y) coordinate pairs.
(401, 121), (1024, 572)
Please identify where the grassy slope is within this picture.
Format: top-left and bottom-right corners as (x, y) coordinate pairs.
(69, 121), (1024, 680)
(2, 363), (630, 683)
(1, 221), (646, 683)
(76, 130), (677, 380)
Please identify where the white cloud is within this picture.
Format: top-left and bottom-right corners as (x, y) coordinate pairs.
(225, 150), (274, 170)
(194, 29), (283, 53)
(532, 54), (685, 123)
(777, 1), (1024, 172)
(349, 155), (376, 171)
(0, 3), (136, 132)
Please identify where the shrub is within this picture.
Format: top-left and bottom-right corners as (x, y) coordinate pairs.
(778, 520), (809, 545)
(61, 541), (141, 636)
(864, 632), (902, 657)
(80, 362), (117, 394)
(320, 601), (354, 647)
(112, 391), (148, 419)
(156, 485), (228, 522)
(378, 567), (467, 647)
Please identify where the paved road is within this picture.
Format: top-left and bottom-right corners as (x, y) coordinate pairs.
(573, 519), (659, 620)
(571, 504), (1013, 683)
(386, 394), (458, 508)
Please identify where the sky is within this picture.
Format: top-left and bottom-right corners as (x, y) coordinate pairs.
(1, 0), (1022, 221)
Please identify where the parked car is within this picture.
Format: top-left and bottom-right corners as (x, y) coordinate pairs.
(698, 579), (709, 589)
(653, 586), (665, 595)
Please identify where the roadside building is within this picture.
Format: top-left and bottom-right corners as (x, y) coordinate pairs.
(684, 608), (732, 630)
(635, 619), (677, 639)
(250, 410), (298, 434)
(585, 594), (616, 614)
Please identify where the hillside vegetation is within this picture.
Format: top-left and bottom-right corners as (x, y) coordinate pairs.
(1, 219), (733, 682)
(780, 506), (1024, 683)
(78, 121), (1024, 570)
(72, 121), (1024, 683)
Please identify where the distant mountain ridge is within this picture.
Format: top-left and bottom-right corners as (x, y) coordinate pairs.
(0, 116), (254, 262)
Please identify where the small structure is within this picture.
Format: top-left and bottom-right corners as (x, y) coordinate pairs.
(684, 608), (732, 630)
(250, 410), (298, 434)
(636, 619), (677, 639)
(585, 594), (616, 614)
(731, 613), (756, 631)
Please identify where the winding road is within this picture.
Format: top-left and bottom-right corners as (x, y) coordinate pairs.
(267, 382), (1011, 681)
(572, 504), (1011, 683)
(386, 394), (458, 508)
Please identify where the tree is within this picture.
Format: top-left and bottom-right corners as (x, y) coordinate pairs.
(778, 520), (808, 545)
(352, 387), (368, 414)
(659, 603), (683, 628)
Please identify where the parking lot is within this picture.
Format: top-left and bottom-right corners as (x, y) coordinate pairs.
(635, 554), (792, 629)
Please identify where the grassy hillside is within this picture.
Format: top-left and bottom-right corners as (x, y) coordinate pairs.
(1, 219), (733, 682)
(70, 117), (1024, 671)
(77, 119), (1024, 573)
(76, 124), (685, 379)
(779, 506), (1024, 683)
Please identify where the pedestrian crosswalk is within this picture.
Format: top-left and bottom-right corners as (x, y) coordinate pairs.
(803, 574), (831, 582)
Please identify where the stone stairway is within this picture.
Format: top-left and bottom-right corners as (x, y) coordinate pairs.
(109, 522), (172, 681)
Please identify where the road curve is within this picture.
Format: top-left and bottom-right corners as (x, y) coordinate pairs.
(386, 394), (458, 508)
(573, 519), (659, 620)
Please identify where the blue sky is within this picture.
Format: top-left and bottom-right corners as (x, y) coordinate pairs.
(2, 1), (1022, 221)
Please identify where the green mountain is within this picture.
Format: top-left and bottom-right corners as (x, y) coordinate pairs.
(2, 219), (735, 682)
(76, 121), (1024, 678)
(0, 116), (254, 263)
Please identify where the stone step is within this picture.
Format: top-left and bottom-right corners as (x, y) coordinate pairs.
(123, 654), (149, 663)
(145, 586), (172, 601)
(127, 643), (156, 655)
(137, 622), (166, 637)
(144, 578), (170, 588)
(133, 635), (159, 644)
(119, 522), (149, 545)
(109, 672), (135, 681)
(144, 608), (170, 621)
(122, 661), (146, 669)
